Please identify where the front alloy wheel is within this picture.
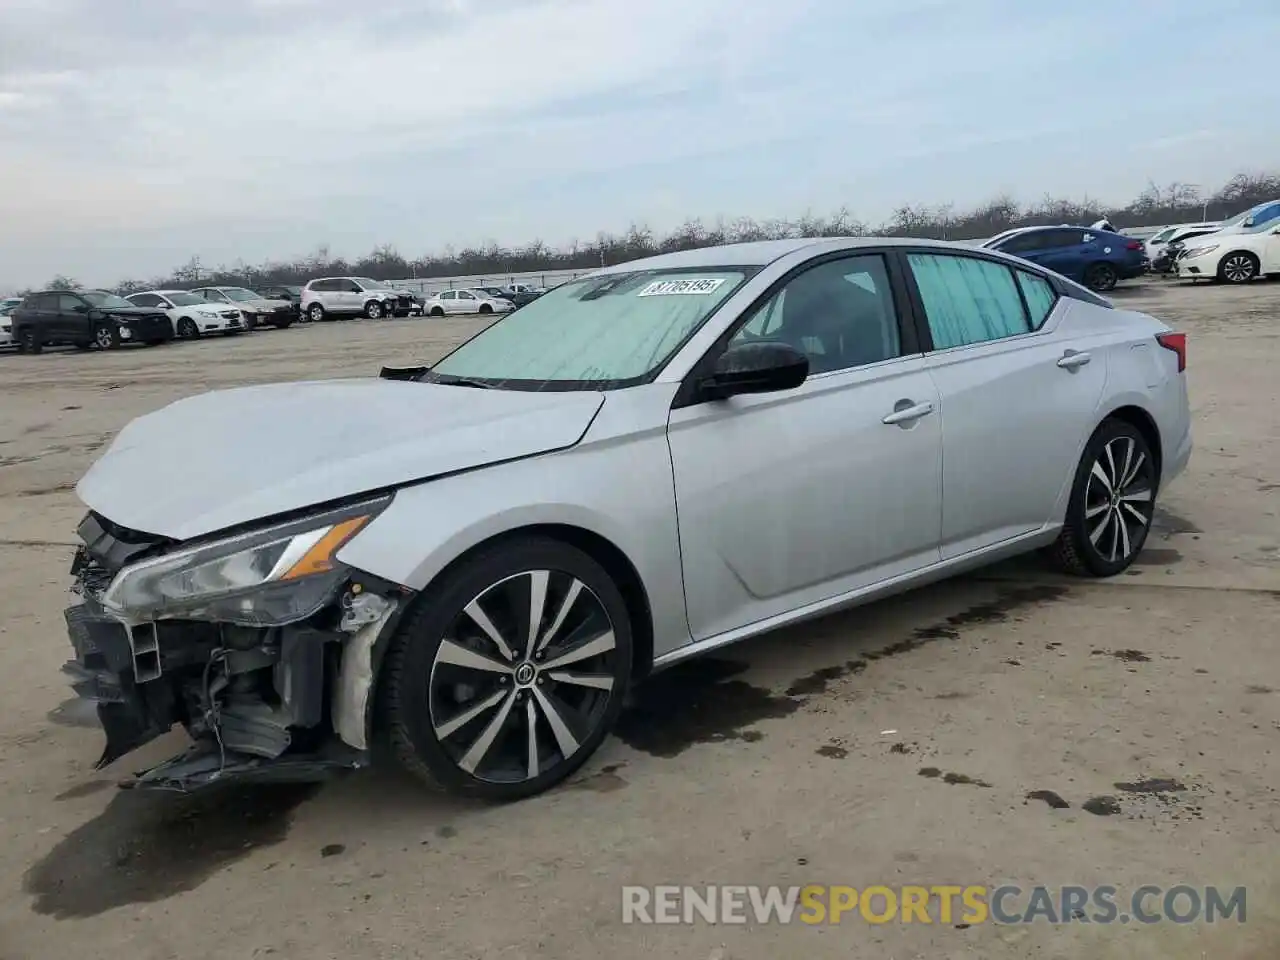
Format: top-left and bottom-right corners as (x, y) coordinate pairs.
(1049, 420), (1155, 576)
(381, 538), (632, 800)
(1219, 253), (1257, 284)
(95, 325), (119, 350)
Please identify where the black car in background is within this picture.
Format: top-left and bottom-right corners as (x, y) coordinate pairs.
(10, 290), (173, 353)
(476, 285), (539, 308)
(256, 284), (304, 323)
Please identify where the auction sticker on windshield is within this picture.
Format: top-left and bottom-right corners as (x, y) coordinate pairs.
(637, 278), (727, 296)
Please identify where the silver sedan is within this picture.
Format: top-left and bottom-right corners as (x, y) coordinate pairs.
(63, 237), (1191, 802)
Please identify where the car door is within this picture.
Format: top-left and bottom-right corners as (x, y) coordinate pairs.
(904, 251), (1108, 559)
(1260, 226), (1280, 273)
(1028, 229), (1090, 281)
(454, 290), (478, 314)
(56, 293), (89, 340)
(666, 251), (943, 641)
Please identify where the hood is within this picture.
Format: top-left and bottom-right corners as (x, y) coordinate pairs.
(77, 379), (604, 540)
(240, 298), (290, 310)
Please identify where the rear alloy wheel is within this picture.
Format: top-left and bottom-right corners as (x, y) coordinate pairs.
(1048, 419), (1156, 577)
(381, 538), (632, 801)
(365, 300), (384, 320)
(177, 317), (201, 339)
(1218, 252), (1258, 284)
(95, 324), (120, 350)
(1083, 263), (1119, 292)
(308, 303), (326, 323)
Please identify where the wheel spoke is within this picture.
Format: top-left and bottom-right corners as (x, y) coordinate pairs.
(531, 686), (580, 759)
(1121, 502), (1149, 525)
(1117, 439), (1134, 493)
(1103, 443), (1120, 491)
(525, 696), (539, 779)
(464, 599), (516, 661)
(1120, 487), (1152, 503)
(525, 570), (549, 660)
(535, 579), (584, 655)
(1120, 451), (1146, 489)
(1090, 510), (1113, 546)
(541, 630), (615, 670)
(436, 638), (514, 675)
(458, 690), (518, 773)
(1116, 508), (1133, 558)
(1108, 510), (1122, 561)
(1085, 501), (1110, 520)
(1090, 460), (1113, 495)
(547, 670), (615, 691)
(434, 689), (506, 740)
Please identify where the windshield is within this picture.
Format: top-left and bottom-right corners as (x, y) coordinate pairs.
(430, 269), (750, 386)
(0, 303), (16, 316)
(221, 288), (260, 302)
(83, 291), (135, 308)
(1149, 228), (1176, 243)
(165, 292), (207, 306)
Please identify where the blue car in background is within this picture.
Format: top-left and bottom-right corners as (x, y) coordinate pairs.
(981, 225), (1147, 292)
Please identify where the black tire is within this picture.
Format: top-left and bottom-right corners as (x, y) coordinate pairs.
(1217, 251), (1258, 284)
(364, 300), (384, 320)
(94, 324), (120, 351)
(18, 327), (41, 354)
(1083, 262), (1119, 292)
(379, 536), (633, 801)
(478, 303), (493, 315)
(273, 317), (293, 329)
(244, 314), (258, 332)
(1048, 418), (1157, 577)
(307, 303), (326, 323)
(430, 306), (445, 317)
(177, 317), (201, 339)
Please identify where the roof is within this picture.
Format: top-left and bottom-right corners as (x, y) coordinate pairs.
(591, 236), (976, 274)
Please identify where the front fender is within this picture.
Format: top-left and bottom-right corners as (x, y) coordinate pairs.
(336, 384), (693, 661)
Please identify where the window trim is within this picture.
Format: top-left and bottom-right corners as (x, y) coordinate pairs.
(672, 248), (923, 409)
(1013, 268), (1059, 331)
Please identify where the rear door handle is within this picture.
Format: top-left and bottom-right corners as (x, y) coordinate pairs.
(882, 400), (934, 426)
(1057, 350), (1092, 370)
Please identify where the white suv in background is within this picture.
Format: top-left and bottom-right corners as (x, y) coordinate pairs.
(300, 277), (415, 321)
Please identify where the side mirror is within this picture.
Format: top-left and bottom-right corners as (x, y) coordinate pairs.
(699, 341), (809, 401)
(1243, 217), (1255, 228)
(74, 304), (90, 313)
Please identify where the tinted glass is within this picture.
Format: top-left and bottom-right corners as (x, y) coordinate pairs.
(431, 270), (748, 384)
(1016, 270), (1057, 329)
(729, 254), (902, 373)
(908, 254), (1030, 348)
(58, 294), (85, 311)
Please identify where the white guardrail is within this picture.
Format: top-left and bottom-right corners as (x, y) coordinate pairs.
(386, 226), (1168, 295)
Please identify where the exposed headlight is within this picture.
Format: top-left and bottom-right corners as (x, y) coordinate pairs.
(100, 495), (391, 626)
(1183, 244), (1219, 259)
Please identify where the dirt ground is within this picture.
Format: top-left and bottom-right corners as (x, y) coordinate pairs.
(0, 279), (1277, 960)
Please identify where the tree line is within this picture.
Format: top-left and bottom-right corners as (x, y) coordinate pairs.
(40, 170), (1280, 295)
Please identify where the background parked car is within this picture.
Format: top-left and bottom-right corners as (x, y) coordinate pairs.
(0, 298), (19, 348)
(1176, 221), (1280, 283)
(299, 277), (416, 321)
(476, 285), (541, 308)
(1145, 222), (1219, 265)
(10, 290), (173, 353)
(255, 284), (304, 324)
(127, 289), (245, 338)
(982, 225), (1147, 291)
(189, 286), (294, 329)
(422, 288), (515, 316)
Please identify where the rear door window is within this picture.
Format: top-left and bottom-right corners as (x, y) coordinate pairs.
(907, 253), (1031, 349)
(1015, 270), (1058, 329)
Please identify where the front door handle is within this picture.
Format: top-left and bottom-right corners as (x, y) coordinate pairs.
(1057, 350), (1092, 370)
(882, 400), (934, 426)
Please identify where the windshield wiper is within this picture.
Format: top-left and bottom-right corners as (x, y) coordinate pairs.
(420, 371), (497, 390)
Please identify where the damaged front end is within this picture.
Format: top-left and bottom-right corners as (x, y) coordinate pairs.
(62, 496), (410, 791)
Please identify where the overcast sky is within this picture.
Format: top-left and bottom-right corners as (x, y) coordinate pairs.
(2, 0), (1278, 290)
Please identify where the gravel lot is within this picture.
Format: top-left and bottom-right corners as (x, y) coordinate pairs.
(1, 280), (1277, 960)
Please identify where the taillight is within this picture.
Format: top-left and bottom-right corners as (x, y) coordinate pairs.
(1156, 332), (1186, 372)
(1126, 240), (1143, 251)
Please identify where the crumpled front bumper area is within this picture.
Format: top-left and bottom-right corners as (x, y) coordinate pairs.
(60, 512), (393, 792)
